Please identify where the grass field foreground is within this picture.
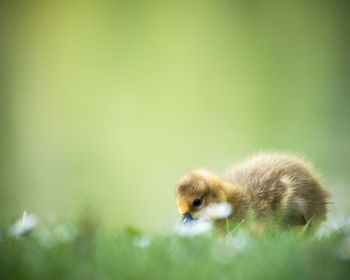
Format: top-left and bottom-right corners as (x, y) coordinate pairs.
(1, 212), (350, 280)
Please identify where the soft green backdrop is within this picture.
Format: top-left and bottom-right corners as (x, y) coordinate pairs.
(1, 0), (349, 229)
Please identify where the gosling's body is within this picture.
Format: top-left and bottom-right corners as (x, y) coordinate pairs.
(176, 152), (330, 227)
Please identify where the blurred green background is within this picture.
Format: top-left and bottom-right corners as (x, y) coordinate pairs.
(1, 0), (349, 230)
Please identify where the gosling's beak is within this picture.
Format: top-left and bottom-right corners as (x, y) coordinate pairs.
(181, 213), (194, 224)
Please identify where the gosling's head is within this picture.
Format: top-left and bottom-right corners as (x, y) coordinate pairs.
(175, 169), (227, 222)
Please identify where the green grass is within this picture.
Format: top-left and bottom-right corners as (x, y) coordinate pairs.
(1, 217), (350, 280)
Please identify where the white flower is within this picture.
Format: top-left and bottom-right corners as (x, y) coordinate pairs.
(36, 226), (55, 248)
(229, 230), (251, 252)
(54, 224), (78, 243)
(206, 202), (233, 219)
(210, 238), (237, 263)
(316, 213), (348, 238)
(174, 217), (212, 237)
(211, 230), (252, 263)
(133, 236), (151, 248)
(9, 211), (38, 237)
(34, 223), (78, 248)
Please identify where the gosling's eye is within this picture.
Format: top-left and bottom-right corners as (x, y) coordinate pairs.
(192, 198), (202, 207)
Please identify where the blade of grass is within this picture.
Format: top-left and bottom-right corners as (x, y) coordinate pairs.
(227, 219), (246, 236)
(300, 218), (313, 236)
(226, 217), (230, 234)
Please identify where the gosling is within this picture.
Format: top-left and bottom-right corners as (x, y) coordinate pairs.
(175, 152), (330, 229)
